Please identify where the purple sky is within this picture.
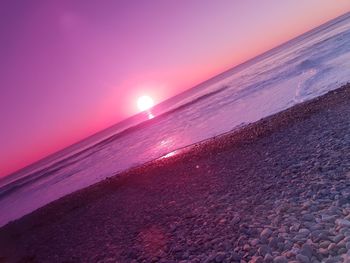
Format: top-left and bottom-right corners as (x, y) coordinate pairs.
(0, 0), (349, 178)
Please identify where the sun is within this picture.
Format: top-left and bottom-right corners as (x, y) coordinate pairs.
(137, 95), (154, 112)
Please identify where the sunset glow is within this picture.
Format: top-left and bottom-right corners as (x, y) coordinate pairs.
(0, 1), (349, 177)
(137, 96), (154, 112)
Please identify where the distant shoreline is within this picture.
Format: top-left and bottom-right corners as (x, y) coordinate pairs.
(0, 83), (349, 262)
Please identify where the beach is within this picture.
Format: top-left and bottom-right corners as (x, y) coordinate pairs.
(1, 83), (350, 262)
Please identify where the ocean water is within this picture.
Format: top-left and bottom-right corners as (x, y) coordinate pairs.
(1, 13), (350, 227)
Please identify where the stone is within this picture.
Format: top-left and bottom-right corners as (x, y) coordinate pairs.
(328, 243), (336, 251)
(251, 238), (260, 246)
(294, 235), (307, 242)
(283, 250), (296, 258)
(290, 223), (300, 232)
(298, 228), (311, 237)
(338, 247), (347, 254)
(231, 216), (241, 225)
(264, 253), (273, 263)
(311, 230), (330, 241)
(337, 239), (346, 248)
(346, 242), (350, 249)
(290, 246), (300, 255)
(302, 214), (315, 222)
(284, 240), (293, 250)
(219, 219), (227, 224)
(269, 237), (278, 249)
(318, 248), (328, 256)
(300, 243), (313, 258)
(243, 244), (251, 251)
(257, 245), (270, 256)
(296, 254), (310, 263)
(335, 219), (350, 228)
(319, 241), (331, 248)
(231, 252), (241, 261)
(334, 234), (345, 243)
(215, 252), (226, 263)
(273, 256), (287, 263)
(261, 228), (273, 239)
(321, 214), (337, 222)
(249, 256), (264, 263)
(277, 242), (284, 251)
(302, 201), (312, 209)
(204, 254), (216, 263)
(279, 226), (288, 233)
(237, 236), (247, 246)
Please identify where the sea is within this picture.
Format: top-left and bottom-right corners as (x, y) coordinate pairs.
(0, 12), (349, 227)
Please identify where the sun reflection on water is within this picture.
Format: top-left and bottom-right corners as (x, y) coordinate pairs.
(147, 112), (154, 119)
(161, 151), (177, 159)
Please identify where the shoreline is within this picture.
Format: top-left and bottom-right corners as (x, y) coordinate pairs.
(0, 83), (350, 262)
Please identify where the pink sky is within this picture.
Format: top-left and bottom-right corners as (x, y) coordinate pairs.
(0, 0), (349, 178)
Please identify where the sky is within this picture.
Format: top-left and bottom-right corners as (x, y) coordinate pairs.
(0, 0), (349, 178)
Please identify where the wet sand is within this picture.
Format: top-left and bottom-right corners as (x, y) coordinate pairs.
(0, 84), (350, 263)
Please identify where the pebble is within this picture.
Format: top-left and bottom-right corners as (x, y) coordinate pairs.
(318, 247), (329, 256)
(277, 242), (284, 251)
(336, 219), (350, 227)
(273, 255), (287, 263)
(302, 201), (312, 209)
(346, 241), (350, 249)
(334, 234), (345, 243)
(311, 230), (329, 241)
(269, 237), (278, 249)
(261, 228), (273, 239)
(302, 214), (315, 222)
(218, 218), (227, 224)
(294, 235), (307, 241)
(299, 228), (311, 236)
(328, 242), (336, 251)
(320, 241), (331, 248)
(300, 243), (313, 258)
(290, 246), (300, 255)
(251, 238), (260, 246)
(283, 250), (295, 258)
(249, 256), (264, 263)
(231, 216), (241, 225)
(215, 252), (226, 262)
(257, 244), (270, 256)
(296, 254), (310, 263)
(264, 253), (273, 263)
(279, 226), (288, 233)
(284, 240), (293, 250)
(243, 244), (251, 251)
(338, 247), (347, 254)
(337, 239), (346, 248)
(321, 214), (337, 222)
(290, 223), (300, 232)
(204, 254), (216, 263)
(231, 252), (241, 261)
(340, 227), (349, 235)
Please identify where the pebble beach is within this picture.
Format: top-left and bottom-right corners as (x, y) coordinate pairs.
(0, 83), (350, 263)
